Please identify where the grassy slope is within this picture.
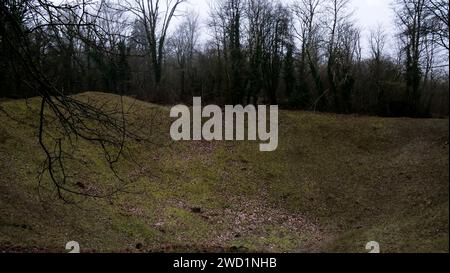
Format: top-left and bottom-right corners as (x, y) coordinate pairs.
(0, 92), (448, 253)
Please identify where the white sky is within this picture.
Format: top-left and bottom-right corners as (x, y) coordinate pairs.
(179, 0), (396, 57)
(353, 0), (396, 53)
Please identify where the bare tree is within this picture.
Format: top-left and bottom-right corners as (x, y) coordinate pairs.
(262, 3), (291, 105)
(426, 0), (449, 50)
(368, 25), (390, 114)
(324, 0), (357, 113)
(293, 0), (324, 109)
(245, 0), (272, 104)
(0, 0), (142, 201)
(394, 0), (432, 115)
(369, 25), (387, 63)
(168, 11), (200, 101)
(210, 0), (245, 105)
(124, 0), (186, 97)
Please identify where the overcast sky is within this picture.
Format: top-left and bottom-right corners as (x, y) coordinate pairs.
(180, 0), (396, 56)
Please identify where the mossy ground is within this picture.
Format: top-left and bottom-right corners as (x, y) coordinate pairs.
(0, 92), (448, 253)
